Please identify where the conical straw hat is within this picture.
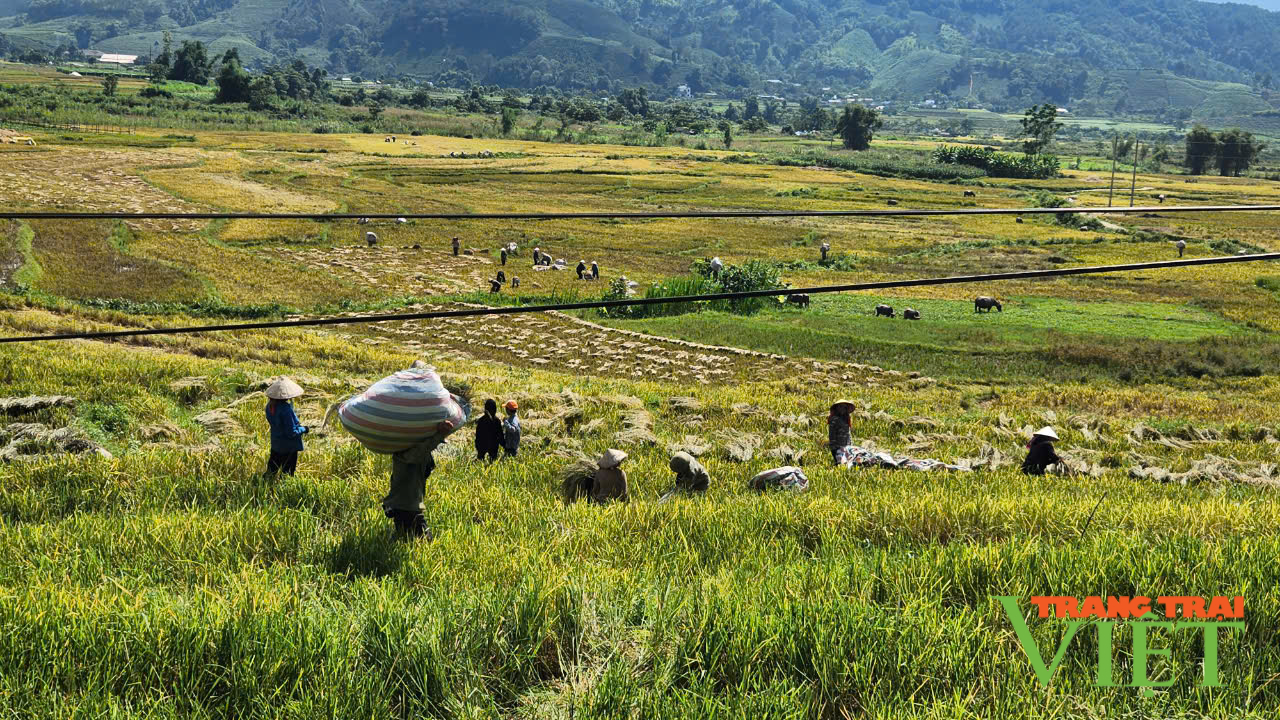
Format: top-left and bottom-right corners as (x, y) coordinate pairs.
(265, 377), (304, 400)
(599, 449), (628, 469)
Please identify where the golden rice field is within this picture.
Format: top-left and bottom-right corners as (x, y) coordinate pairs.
(1, 126), (1280, 718)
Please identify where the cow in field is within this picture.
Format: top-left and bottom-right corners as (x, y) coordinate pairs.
(974, 296), (1002, 313)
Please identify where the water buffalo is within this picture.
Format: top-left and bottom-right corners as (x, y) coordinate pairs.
(875, 304), (895, 318)
(903, 308), (921, 320)
(974, 296), (1003, 313)
(963, 190), (977, 198)
(786, 293), (810, 309)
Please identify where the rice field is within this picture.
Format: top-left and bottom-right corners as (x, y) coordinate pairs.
(0, 125), (1279, 718)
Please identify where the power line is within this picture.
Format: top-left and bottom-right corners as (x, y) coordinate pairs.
(3, 252), (1277, 345)
(1, 204), (1279, 221)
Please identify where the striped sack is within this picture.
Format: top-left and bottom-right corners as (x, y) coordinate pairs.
(337, 368), (467, 454)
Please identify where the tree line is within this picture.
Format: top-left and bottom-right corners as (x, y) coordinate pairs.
(1184, 125), (1266, 176)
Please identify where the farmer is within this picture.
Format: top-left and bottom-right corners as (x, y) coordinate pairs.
(1177, 239), (1187, 258)
(384, 434), (444, 539)
(502, 400), (521, 458)
(709, 257), (723, 276)
(820, 242), (830, 262)
(489, 278), (502, 293)
(496, 270), (506, 285)
(264, 377), (308, 477)
(666, 451), (710, 496)
(590, 261), (599, 280)
(474, 398), (505, 462)
(828, 400), (854, 464)
(576, 260), (587, 280)
(511, 276), (520, 289)
(532, 246), (542, 265)
(1022, 426), (1065, 476)
(501, 248), (508, 266)
(592, 449), (629, 504)
(452, 236), (461, 257)
(365, 231), (378, 247)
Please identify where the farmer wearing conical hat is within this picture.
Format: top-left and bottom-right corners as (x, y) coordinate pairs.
(576, 260), (587, 280)
(591, 449), (629, 504)
(1021, 426), (1064, 476)
(827, 399), (855, 464)
(667, 451), (710, 495)
(264, 377), (308, 477)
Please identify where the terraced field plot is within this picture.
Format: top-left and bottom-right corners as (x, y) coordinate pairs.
(1, 127), (1280, 718)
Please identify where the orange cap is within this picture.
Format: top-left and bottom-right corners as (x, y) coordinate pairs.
(505, 400), (518, 411)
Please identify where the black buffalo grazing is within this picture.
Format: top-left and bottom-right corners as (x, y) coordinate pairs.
(903, 308), (921, 320)
(963, 190), (977, 198)
(974, 296), (1003, 313)
(874, 304), (895, 318)
(785, 293), (810, 309)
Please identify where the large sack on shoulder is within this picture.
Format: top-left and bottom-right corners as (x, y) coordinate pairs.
(337, 367), (470, 454)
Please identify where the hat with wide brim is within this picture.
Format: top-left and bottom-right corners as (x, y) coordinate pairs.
(265, 377), (304, 400)
(1034, 426), (1059, 441)
(599, 449), (628, 469)
(830, 399), (856, 414)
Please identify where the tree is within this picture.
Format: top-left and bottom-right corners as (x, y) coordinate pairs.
(1020, 103), (1061, 154)
(744, 96), (760, 120)
(1112, 135), (1134, 161)
(101, 75), (118, 97)
(835, 104), (883, 151)
(501, 106), (520, 135)
(170, 41), (211, 85)
(742, 115), (768, 133)
(652, 61), (672, 85)
(73, 23), (92, 50)
(247, 76), (277, 111)
(723, 103), (740, 123)
(214, 57), (251, 103)
(617, 87), (649, 117)
(720, 120), (733, 149)
(1217, 128), (1265, 177)
(1185, 124), (1217, 175)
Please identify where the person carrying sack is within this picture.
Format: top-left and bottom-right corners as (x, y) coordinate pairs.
(264, 377), (308, 477)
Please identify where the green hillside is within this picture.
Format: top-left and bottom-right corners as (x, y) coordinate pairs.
(2, 0), (1280, 124)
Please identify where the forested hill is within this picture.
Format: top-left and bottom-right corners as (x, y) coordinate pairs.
(4, 0), (1280, 113)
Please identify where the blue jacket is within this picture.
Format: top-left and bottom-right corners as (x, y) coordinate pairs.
(503, 415), (521, 453)
(266, 400), (307, 453)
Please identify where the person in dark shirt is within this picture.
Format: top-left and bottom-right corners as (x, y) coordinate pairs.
(474, 398), (505, 462)
(1022, 426), (1065, 475)
(576, 260), (587, 280)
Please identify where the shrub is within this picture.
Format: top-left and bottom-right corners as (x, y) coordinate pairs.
(769, 150), (986, 182)
(933, 145), (1060, 179)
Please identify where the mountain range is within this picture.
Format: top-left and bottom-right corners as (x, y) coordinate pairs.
(3, 0), (1280, 121)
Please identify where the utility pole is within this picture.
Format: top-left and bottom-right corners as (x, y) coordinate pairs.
(1129, 137), (1141, 207)
(1108, 135), (1118, 207)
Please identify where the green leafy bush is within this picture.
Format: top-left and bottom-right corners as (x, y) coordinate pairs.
(933, 145), (1060, 179)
